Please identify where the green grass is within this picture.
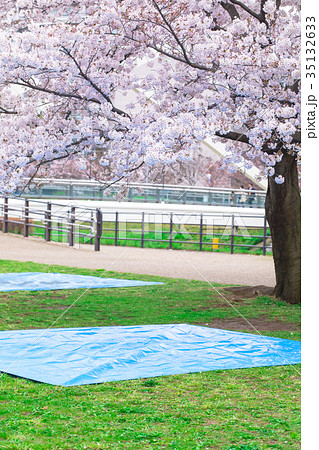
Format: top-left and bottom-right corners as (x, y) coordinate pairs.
(0, 259), (300, 449)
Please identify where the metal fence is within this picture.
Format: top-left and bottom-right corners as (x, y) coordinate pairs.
(0, 197), (102, 251)
(18, 178), (267, 208)
(0, 197), (272, 255)
(99, 210), (271, 255)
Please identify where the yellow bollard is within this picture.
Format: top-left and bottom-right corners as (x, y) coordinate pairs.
(212, 237), (219, 250)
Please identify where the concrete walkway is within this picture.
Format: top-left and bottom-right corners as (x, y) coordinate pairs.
(0, 233), (275, 286)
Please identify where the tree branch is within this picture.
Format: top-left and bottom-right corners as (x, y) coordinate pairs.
(151, 0), (218, 71)
(13, 79), (101, 104)
(215, 129), (301, 150)
(228, 0), (268, 25)
(0, 106), (18, 115)
(152, 0), (191, 64)
(220, 1), (240, 20)
(99, 160), (145, 190)
(60, 46), (131, 118)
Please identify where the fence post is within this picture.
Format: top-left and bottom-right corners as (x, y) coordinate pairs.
(45, 202), (52, 242)
(169, 213), (173, 249)
(69, 206), (75, 247)
(24, 199), (29, 237)
(230, 214), (235, 254)
(90, 211), (94, 245)
(199, 214), (203, 251)
(141, 212), (145, 248)
(262, 215), (268, 256)
(57, 220), (62, 242)
(114, 212), (118, 246)
(3, 197), (8, 233)
(94, 208), (102, 251)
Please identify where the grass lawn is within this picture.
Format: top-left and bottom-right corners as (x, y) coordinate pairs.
(0, 260), (300, 449)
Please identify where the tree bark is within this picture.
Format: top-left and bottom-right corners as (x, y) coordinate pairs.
(265, 152), (301, 304)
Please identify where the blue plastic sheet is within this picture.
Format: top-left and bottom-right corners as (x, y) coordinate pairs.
(0, 324), (301, 386)
(0, 272), (163, 292)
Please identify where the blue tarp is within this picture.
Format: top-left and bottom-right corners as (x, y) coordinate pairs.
(0, 324), (301, 386)
(0, 272), (163, 291)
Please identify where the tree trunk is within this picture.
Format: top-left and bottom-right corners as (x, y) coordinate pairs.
(265, 152), (301, 304)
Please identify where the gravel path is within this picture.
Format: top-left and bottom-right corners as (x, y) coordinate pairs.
(0, 233), (275, 287)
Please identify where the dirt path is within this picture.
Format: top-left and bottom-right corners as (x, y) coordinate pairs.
(0, 233), (275, 287)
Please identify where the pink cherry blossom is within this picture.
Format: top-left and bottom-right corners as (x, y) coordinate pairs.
(0, 0), (300, 193)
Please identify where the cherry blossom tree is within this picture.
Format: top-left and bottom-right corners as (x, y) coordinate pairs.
(0, 0), (301, 303)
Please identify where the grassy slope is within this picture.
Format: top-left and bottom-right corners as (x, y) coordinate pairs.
(0, 260), (300, 449)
